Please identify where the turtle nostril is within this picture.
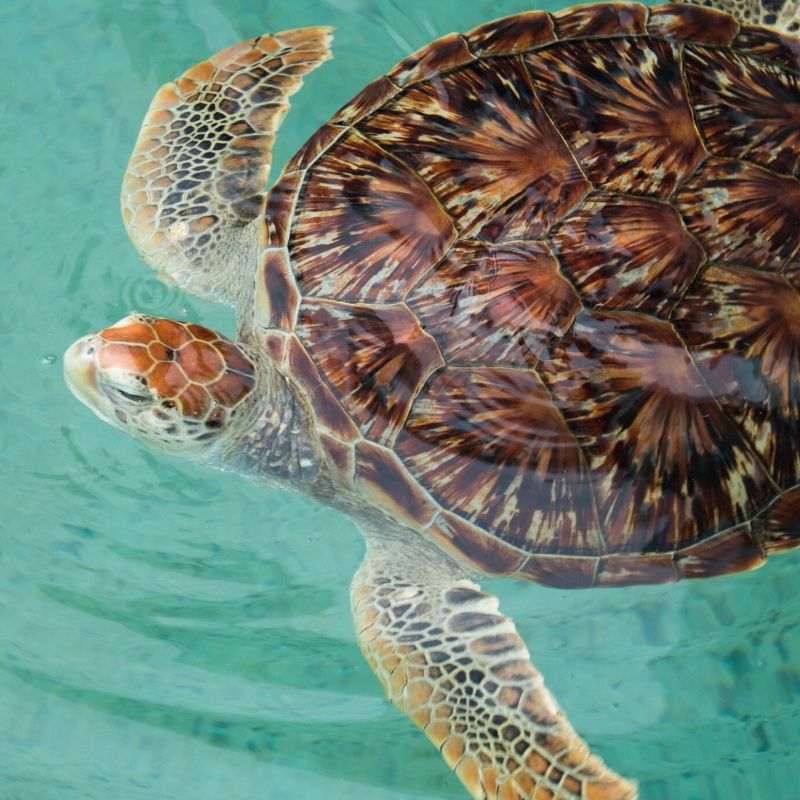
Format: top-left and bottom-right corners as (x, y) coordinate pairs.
(81, 338), (98, 357)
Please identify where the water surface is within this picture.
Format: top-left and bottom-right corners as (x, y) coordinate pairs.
(1, 1), (799, 798)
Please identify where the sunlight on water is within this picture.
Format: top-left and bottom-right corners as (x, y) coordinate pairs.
(1, 1), (799, 798)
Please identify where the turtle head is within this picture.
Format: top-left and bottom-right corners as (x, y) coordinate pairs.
(64, 314), (256, 458)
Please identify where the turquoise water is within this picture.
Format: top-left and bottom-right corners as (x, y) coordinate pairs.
(2, 0), (799, 798)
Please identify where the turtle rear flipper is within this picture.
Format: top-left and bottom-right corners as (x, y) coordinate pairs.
(121, 27), (332, 305)
(352, 533), (637, 800)
(684, 0), (800, 31)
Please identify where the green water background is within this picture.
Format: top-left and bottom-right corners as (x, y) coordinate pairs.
(1, 0), (799, 797)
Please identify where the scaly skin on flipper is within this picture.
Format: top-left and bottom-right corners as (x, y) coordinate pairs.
(686, 0), (800, 31)
(352, 534), (637, 800)
(121, 27), (332, 304)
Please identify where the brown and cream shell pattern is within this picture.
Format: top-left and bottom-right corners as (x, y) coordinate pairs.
(256, 3), (800, 588)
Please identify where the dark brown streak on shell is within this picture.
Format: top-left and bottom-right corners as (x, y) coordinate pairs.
(286, 336), (360, 441)
(647, 4), (739, 46)
(735, 25), (800, 74)
(684, 45), (800, 176)
(754, 485), (800, 554)
(355, 441), (439, 527)
(550, 193), (706, 316)
(256, 248), (300, 332)
(427, 511), (527, 575)
(527, 37), (706, 197)
(553, 2), (648, 39)
(296, 299), (445, 446)
(539, 310), (774, 553)
(359, 56), (590, 242)
(288, 129), (456, 303)
(284, 123), (348, 174)
(673, 265), (800, 488)
(387, 32), (474, 88)
(407, 240), (580, 368)
(396, 366), (604, 554)
(330, 76), (400, 126)
(674, 524), (764, 579)
(676, 157), (800, 270)
(464, 11), (556, 58)
(265, 170), (304, 248)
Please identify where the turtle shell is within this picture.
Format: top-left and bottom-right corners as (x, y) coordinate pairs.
(256, 3), (800, 588)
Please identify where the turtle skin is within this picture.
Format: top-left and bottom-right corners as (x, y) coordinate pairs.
(255, 2), (800, 589)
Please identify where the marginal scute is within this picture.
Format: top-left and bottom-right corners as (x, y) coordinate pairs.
(673, 265), (800, 487)
(539, 310), (774, 553)
(407, 241), (579, 367)
(397, 366), (604, 554)
(360, 57), (589, 240)
(553, 2), (647, 38)
(647, 4), (739, 45)
(354, 441), (439, 527)
(296, 299), (445, 446)
(330, 76), (399, 126)
(675, 525), (765, 579)
(754, 486), (800, 554)
(527, 37), (706, 197)
(685, 46), (800, 176)
(289, 130), (456, 303)
(320, 433), (355, 487)
(735, 24), (800, 72)
(518, 556), (597, 589)
(255, 248), (300, 332)
(264, 170), (303, 248)
(595, 554), (677, 587)
(550, 194), (705, 316)
(676, 158), (800, 270)
(464, 11), (556, 57)
(286, 336), (359, 441)
(387, 32), (474, 87)
(284, 123), (347, 174)
(426, 512), (527, 575)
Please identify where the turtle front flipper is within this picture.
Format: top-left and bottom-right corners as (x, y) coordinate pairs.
(121, 27), (332, 305)
(351, 534), (637, 800)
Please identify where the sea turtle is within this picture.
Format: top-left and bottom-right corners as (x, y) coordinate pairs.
(64, 1), (800, 797)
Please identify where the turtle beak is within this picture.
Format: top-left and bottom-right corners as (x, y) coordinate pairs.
(63, 335), (115, 424)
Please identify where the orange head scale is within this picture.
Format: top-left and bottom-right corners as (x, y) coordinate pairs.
(64, 314), (257, 456)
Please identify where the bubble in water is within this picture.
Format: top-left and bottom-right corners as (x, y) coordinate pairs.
(41, 354), (57, 366)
